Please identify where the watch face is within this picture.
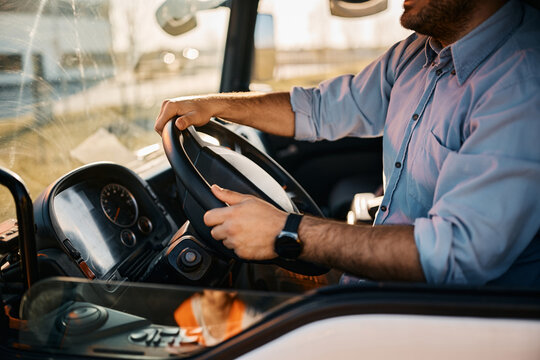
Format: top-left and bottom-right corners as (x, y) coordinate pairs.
(275, 235), (303, 260)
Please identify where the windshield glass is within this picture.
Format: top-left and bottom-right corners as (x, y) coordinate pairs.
(0, 0), (229, 220)
(18, 278), (296, 357)
(253, 0), (411, 91)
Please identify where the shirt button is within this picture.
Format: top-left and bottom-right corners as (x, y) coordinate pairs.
(436, 69), (443, 76)
(451, 69), (456, 75)
(412, 114), (419, 121)
(380, 205), (387, 212)
(395, 162), (401, 168)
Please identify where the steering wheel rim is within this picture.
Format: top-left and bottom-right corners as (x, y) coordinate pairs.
(162, 119), (328, 276)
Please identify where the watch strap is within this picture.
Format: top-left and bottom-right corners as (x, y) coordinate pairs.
(275, 213), (304, 260)
(281, 213), (303, 234)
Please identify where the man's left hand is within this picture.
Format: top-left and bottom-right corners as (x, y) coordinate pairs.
(203, 185), (288, 260)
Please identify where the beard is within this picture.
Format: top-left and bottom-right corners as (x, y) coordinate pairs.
(400, 0), (477, 43)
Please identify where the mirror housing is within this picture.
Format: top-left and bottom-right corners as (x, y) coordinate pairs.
(330, 0), (387, 18)
(156, 0), (225, 36)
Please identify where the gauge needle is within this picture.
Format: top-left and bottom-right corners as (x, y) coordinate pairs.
(114, 207), (120, 222)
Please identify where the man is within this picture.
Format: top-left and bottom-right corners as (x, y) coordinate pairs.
(155, 0), (540, 286)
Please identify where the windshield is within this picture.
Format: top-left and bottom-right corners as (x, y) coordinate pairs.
(253, 0), (411, 91)
(0, 0), (229, 220)
(18, 278), (296, 357)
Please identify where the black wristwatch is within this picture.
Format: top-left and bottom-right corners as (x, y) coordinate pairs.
(274, 213), (303, 260)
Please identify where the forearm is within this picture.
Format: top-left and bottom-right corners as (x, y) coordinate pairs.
(203, 92), (295, 137)
(299, 216), (426, 282)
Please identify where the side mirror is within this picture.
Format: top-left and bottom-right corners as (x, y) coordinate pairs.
(156, 0), (225, 36)
(329, 0), (388, 18)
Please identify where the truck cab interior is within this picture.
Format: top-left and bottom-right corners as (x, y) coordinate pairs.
(0, 0), (539, 359)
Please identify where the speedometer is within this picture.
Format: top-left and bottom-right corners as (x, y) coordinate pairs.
(100, 184), (138, 227)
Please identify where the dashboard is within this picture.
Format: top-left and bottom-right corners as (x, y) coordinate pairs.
(34, 163), (177, 281)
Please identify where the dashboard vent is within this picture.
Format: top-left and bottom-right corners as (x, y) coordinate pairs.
(119, 247), (160, 280)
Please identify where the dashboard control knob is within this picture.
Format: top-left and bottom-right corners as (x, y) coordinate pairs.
(137, 216), (153, 234)
(178, 248), (202, 270)
(120, 229), (136, 247)
(58, 305), (108, 335)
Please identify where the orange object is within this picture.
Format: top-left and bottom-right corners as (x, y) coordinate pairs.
(174, 295), (246, 346)
(78, 261), (96, 279)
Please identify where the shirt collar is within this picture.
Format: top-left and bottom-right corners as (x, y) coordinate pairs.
(422, 0), (524, 85)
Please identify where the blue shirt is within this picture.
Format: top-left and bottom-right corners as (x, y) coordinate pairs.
(290, 0), (540, 287)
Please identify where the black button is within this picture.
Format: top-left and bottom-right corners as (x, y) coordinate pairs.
(179, 248), (202, 270)
(130, 331), (148, 342)
(395, 162), (401, 168)
(63, 239), (81, 259)
(412, 114), (419, 121)
(436, 69), (442, 76)
(161, 328), (180, 337)
(451, 69), (456, 75)
(145, 329), (158, 345)
(380, 205), (387, 212)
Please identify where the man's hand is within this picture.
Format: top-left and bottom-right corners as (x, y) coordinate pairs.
(203, 185), (288, 260)
(154, 92), (296, 137)
(155, 97), (215, 135)
(202, 186), (424, 281)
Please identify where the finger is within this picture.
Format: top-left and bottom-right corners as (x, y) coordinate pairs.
(222, 238), (235, 250)
(155, 102), (182, 134)
(174, 113), (197, 130)
(154, 104), (170, 134)
(211, 185), (252, 205)
(154, 112), (172, 135)
(204, 206), (232, 227)
(210, 224), (227, 240)
(159, 99), (169, 115)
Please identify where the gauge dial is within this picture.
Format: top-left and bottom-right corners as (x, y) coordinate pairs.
(100, 184), (138, 227)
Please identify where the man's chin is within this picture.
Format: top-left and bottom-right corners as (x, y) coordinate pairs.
(400, 12), (419, 32)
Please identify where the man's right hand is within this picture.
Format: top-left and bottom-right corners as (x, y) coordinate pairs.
(154, 97), (216, 135)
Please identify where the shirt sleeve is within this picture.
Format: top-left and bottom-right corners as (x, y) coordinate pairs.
(414, 78), (540, 285)
(290, 34), (420, 142)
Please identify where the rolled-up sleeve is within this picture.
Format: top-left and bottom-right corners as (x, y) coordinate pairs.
(414, 79), (540, 285)
(290, 34), (420, 142)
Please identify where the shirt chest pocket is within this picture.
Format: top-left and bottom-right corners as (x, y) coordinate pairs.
(406, 130), (455, 208)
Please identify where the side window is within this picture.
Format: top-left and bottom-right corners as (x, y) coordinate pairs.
(252, 0), (411, 91)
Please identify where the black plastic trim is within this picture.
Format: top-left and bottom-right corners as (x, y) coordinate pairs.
(0, 167), (38, 289)
(220, 0), (259, 92)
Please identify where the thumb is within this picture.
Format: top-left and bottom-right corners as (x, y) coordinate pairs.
(211, 185), (251, 205)
(174, 113), (195, 130)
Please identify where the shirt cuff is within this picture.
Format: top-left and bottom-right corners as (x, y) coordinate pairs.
(290, 86), (318, 141)
(414, 216), (466, 284)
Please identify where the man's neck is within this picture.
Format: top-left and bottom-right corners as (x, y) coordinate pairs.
(437, 0), (508, 47)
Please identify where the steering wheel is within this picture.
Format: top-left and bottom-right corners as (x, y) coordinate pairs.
(162, 119), (328, 276)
